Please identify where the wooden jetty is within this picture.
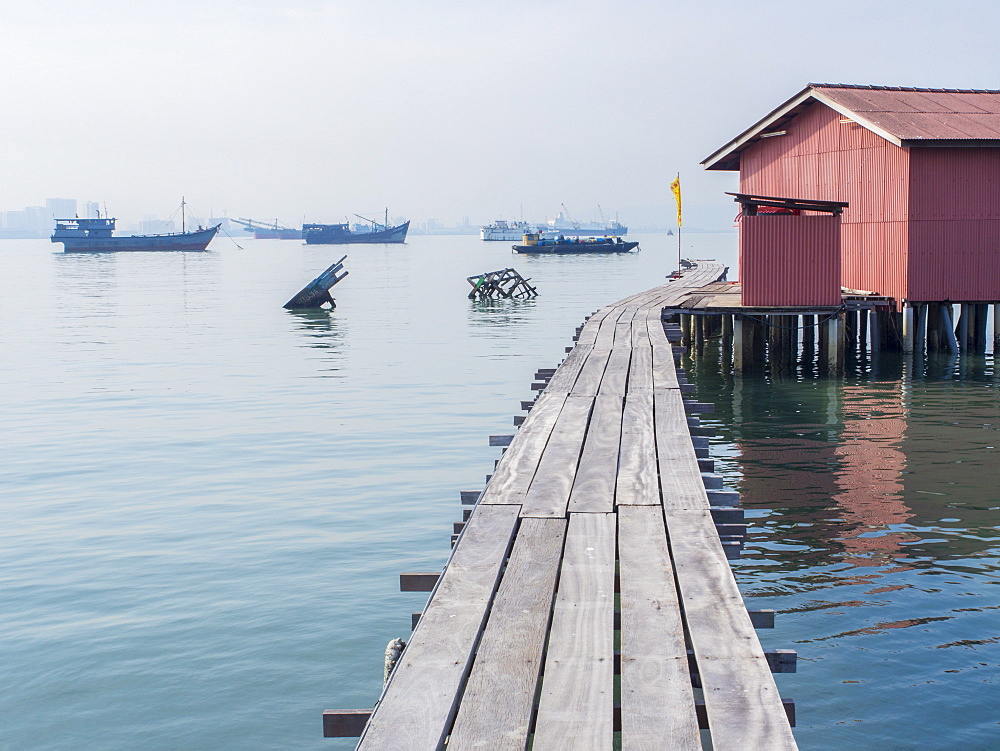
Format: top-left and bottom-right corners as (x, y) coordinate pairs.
(325, 261), (798, 749)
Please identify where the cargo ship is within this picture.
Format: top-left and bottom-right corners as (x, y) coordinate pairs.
(545, 210), (628, 237)
(513, 233), (638, 254)
(51, 217), (219, 252)
(303, 212), (409, 244)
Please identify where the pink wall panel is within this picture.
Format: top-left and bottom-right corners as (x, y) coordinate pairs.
(841, 222), (909, 303)
(740, 216), (842, 306)
(740, 101), (911, 306)
(907, 149), (1000, 300)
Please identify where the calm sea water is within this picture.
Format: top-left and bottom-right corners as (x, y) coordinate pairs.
(1, 232), (996, 750)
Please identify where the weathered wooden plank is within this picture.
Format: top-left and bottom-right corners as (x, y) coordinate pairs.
(626, 344), (654, 392)
(653, 389), (710, 510)
(616, 389), (659, 506)
(618, 506), (701, 750)
(546, 343), (593, 392)
(572, 347), (614, 397)
(596, 346), (632, 397)
(567, 394), (625, 513)
(649, 339), (680, 390)
(481, 392), (567, 505)
(521, 395), (595, 517)
(665, 508), (798, 749)
(533, 512), (616, 750)
(447, 518), (568, 750)
(357, 505), (521, 750)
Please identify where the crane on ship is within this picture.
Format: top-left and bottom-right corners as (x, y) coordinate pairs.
(559, 203), (581, 229)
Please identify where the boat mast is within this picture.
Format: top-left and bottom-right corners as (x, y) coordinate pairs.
(182, 196), (186, 233)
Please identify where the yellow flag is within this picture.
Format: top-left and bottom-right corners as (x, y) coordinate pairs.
(670, 176), (682, 227)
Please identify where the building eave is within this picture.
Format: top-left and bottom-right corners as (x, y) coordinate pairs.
(701, 87), (814, 171)
(809, 90), (903, 148)
(702, 86), (907, 171)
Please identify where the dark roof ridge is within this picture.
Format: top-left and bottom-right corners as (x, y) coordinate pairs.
(809, 82), (1000, 94)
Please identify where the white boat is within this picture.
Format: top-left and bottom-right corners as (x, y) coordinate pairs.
(480, 219), (538, 241)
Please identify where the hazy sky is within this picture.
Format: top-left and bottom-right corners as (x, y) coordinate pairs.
(4, 0), (1000, 229)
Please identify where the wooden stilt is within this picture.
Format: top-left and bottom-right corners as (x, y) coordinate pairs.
(994, 303), (1000, 355)
(902, 304), (915, 354)
(926, 303), (941, 353)
(913, 304), (926, 357)
(957, 304), (970, 351)
(974, 304), (989, 354)
(940, 304), (960, 354)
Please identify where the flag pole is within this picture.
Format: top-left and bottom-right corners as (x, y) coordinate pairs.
(670, 172), (682, 274)
(676, 172), (682, 273)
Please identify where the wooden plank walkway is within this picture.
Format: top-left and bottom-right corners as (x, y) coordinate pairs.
(331, 262), (798, 749)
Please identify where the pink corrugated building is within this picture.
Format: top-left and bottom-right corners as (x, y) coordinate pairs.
(703, 83), (1000, 309)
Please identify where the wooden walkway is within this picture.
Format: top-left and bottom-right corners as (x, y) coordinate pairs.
(328, 263), (798, 750)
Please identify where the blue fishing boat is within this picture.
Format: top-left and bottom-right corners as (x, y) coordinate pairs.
(303, 210), (409, 245)
(51, 201), (219, 252)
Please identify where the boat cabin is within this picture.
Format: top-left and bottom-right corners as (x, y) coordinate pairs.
(52, 217), (116, 239)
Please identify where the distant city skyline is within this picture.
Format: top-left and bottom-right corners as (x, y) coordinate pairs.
(3, 1), (998, 240)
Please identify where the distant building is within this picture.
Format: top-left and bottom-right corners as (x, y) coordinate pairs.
(83, 201), (100, 219)
(46, 198), (77, 223)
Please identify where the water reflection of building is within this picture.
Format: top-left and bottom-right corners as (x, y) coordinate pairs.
(724, 371), (916, 567)
(832, 383), (916, 565)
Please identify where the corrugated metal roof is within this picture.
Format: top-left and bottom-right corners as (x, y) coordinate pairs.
(814, 84), (1000, 141)
(703, 84), (1000, 171)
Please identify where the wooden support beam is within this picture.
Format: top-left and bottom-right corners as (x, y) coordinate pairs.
(322, 709), (371, 738)
(709, 507), (744, 524)
(460, 490), (482, 505)
(399, 572), (439, 592)
(323, 698), (797, 738)
(489, 435), (514, 447)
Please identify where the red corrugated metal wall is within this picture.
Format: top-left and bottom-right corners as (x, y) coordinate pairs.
(740, 102), (910, 304)
(908, 148), (1000, 301)
(740, 215), (841, 306)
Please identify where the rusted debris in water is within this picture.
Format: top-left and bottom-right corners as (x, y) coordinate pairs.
(284, 255), (348, 309)
(467, 267), (538, 300)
